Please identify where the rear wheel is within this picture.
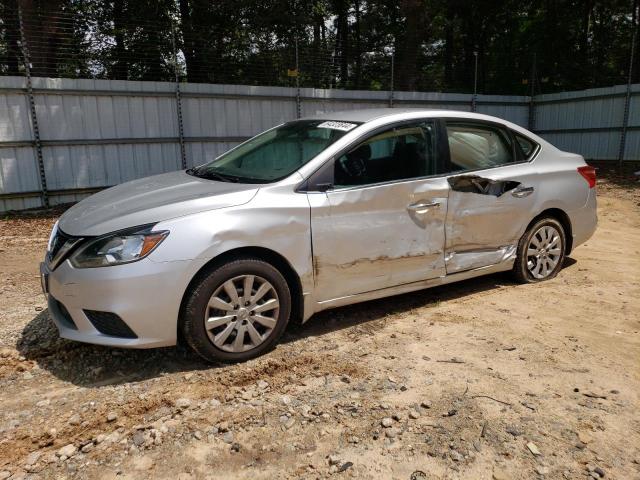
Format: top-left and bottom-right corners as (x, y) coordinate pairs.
(181, 257), (291, 362)
(513, 217), (566, 283)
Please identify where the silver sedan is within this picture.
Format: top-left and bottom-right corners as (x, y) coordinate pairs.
(40, 109), (597, 362)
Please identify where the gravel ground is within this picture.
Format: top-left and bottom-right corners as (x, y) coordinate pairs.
(0, 174), (639, 480)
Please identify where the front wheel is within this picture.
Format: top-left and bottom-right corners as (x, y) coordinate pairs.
(181, 257), (292, 363)
(513, 217), (566, 283)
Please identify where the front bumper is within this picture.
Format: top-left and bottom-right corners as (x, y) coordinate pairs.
(41, 256), (204, 348)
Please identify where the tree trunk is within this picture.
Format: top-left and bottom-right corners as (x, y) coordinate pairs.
(179, 0), (201, 82)
(354, 0), (362, 88)
(444, 3), (454, 89)
(395, 0), (424, 91)
(633, 0), (640, 83)
(333, 0), (349, 87)
(2, 0), (21, 75)
(18, 0), (65, 78)
(313, 10), (322, 86)
(112, 0), (128, 80)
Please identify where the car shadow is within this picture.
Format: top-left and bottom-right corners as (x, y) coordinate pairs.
(16, 310), (211, 387)
(18, 258), (577, 387)
(288, 256), (577, 340)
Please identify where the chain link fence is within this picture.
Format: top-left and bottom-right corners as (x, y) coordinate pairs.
(3, 4), (638, 95)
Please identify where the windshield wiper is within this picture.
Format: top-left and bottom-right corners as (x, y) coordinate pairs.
(187, 166), (262, 183)
(194, 170), (241, 183)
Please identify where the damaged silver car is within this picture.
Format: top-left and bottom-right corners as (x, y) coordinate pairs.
(40, 109), (597, 362)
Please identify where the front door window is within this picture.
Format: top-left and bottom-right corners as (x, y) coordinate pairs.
(334, 121), (439, 187)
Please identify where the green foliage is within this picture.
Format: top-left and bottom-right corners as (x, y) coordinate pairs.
(0, 0), (637, 94)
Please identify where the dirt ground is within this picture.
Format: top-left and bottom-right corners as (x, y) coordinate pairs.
(0, 174), (639, 480)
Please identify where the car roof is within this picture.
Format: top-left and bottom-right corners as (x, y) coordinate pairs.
(300, 108), (551, 148)
(302, 108), (492, 123)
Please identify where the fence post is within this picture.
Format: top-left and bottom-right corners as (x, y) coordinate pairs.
(171, 26), (187, 170)
(389, 52), (395, 107)
(528, 53), (537, 131)
(295, 37), (301, 119)
(618, 16), (638, 168)
(18, 4), (49, 208)
(471, 50), (478, 112)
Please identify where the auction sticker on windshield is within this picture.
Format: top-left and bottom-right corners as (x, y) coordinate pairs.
(317, 121), (358, 131)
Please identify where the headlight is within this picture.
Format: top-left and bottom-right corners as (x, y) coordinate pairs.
(47, 220), (59, 253)
(70, 225), (169, 268)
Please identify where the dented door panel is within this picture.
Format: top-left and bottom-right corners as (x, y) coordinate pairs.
(445, 245), (517, 273)
(309, 177), (449, 302)
(445, 166), (537, 273)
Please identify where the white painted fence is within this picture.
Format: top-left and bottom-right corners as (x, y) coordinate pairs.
(0, 75), (636, 212)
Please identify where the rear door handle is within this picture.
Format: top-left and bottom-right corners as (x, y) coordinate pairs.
(511, 186), (535, 198)
(407, 201), (441, 214)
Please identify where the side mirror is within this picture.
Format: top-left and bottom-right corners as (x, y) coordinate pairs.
(315, 182), (333, 192)
(297, 158), (334, 193)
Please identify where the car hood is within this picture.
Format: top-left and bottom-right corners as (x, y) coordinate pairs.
(58, 171), (260, 236)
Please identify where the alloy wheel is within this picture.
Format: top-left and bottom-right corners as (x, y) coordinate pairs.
(526, 225), (563, 279)
(204, 275), (280, 352)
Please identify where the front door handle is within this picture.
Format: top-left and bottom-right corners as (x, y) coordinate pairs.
(511, 186), (535, 198)
(407, 201), (441, 214)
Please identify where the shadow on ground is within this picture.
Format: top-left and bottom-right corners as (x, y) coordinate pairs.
(17, 258), (578, 387)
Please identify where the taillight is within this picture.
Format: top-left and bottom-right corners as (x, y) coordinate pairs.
(577, 166), (596, 188)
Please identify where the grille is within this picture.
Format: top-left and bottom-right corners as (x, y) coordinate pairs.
(84, 310), (138, 339)
(50, 228), (72, 260)
(48, 228), (84, 269)
(51, 297), (78, 330)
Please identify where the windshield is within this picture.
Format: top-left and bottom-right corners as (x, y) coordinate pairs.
(188, 120), (360, 183)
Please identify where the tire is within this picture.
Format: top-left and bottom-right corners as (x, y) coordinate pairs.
(181, 257), (292, 363)
(512, 217), (566, 284)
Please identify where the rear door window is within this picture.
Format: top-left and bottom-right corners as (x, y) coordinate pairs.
(445, 122), (514, 171)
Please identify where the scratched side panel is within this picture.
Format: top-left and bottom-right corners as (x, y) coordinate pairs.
(151, 179), (314, 316)
(309, 178), (449, 302)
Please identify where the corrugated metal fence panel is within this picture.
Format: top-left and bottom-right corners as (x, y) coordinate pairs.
(0, 76), (639, 212)
(0, 194), (42, 212)
(0, 76), (32, 141)
(300, 88), (389, 116)
(0, 77), (41, 211)
(534, 84), (640, 159)
(30, 78), (182, 191)
(535, 85), (627, 129)
(475, 93), (530, 127)
(624, 89), (640, 159)
(300, 89), (530, 127)
(0, 145), (40, 190)
(179, 84), (297, 167)
(181, 83), (297, 138)
(540, 131), (622, 159)
(42, 143), (182, 190)
(624, 131), (640, 159)
(30, 77), (180, 140)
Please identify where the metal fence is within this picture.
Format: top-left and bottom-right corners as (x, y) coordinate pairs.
(0, 75), (638, 213)
(534, 84), (640, 163)
(0, 75), (526, 212)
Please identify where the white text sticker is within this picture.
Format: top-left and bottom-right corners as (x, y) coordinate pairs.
(317, 121), (357, 131)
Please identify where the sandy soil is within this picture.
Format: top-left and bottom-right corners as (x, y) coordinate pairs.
(0, 179), (638, 480)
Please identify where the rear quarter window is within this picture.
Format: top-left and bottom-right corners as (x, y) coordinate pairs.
(514, 133), (539, 160)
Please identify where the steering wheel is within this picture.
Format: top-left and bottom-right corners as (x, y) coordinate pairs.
(339, 156), (366, 178)
(337, 144), (370, 183)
